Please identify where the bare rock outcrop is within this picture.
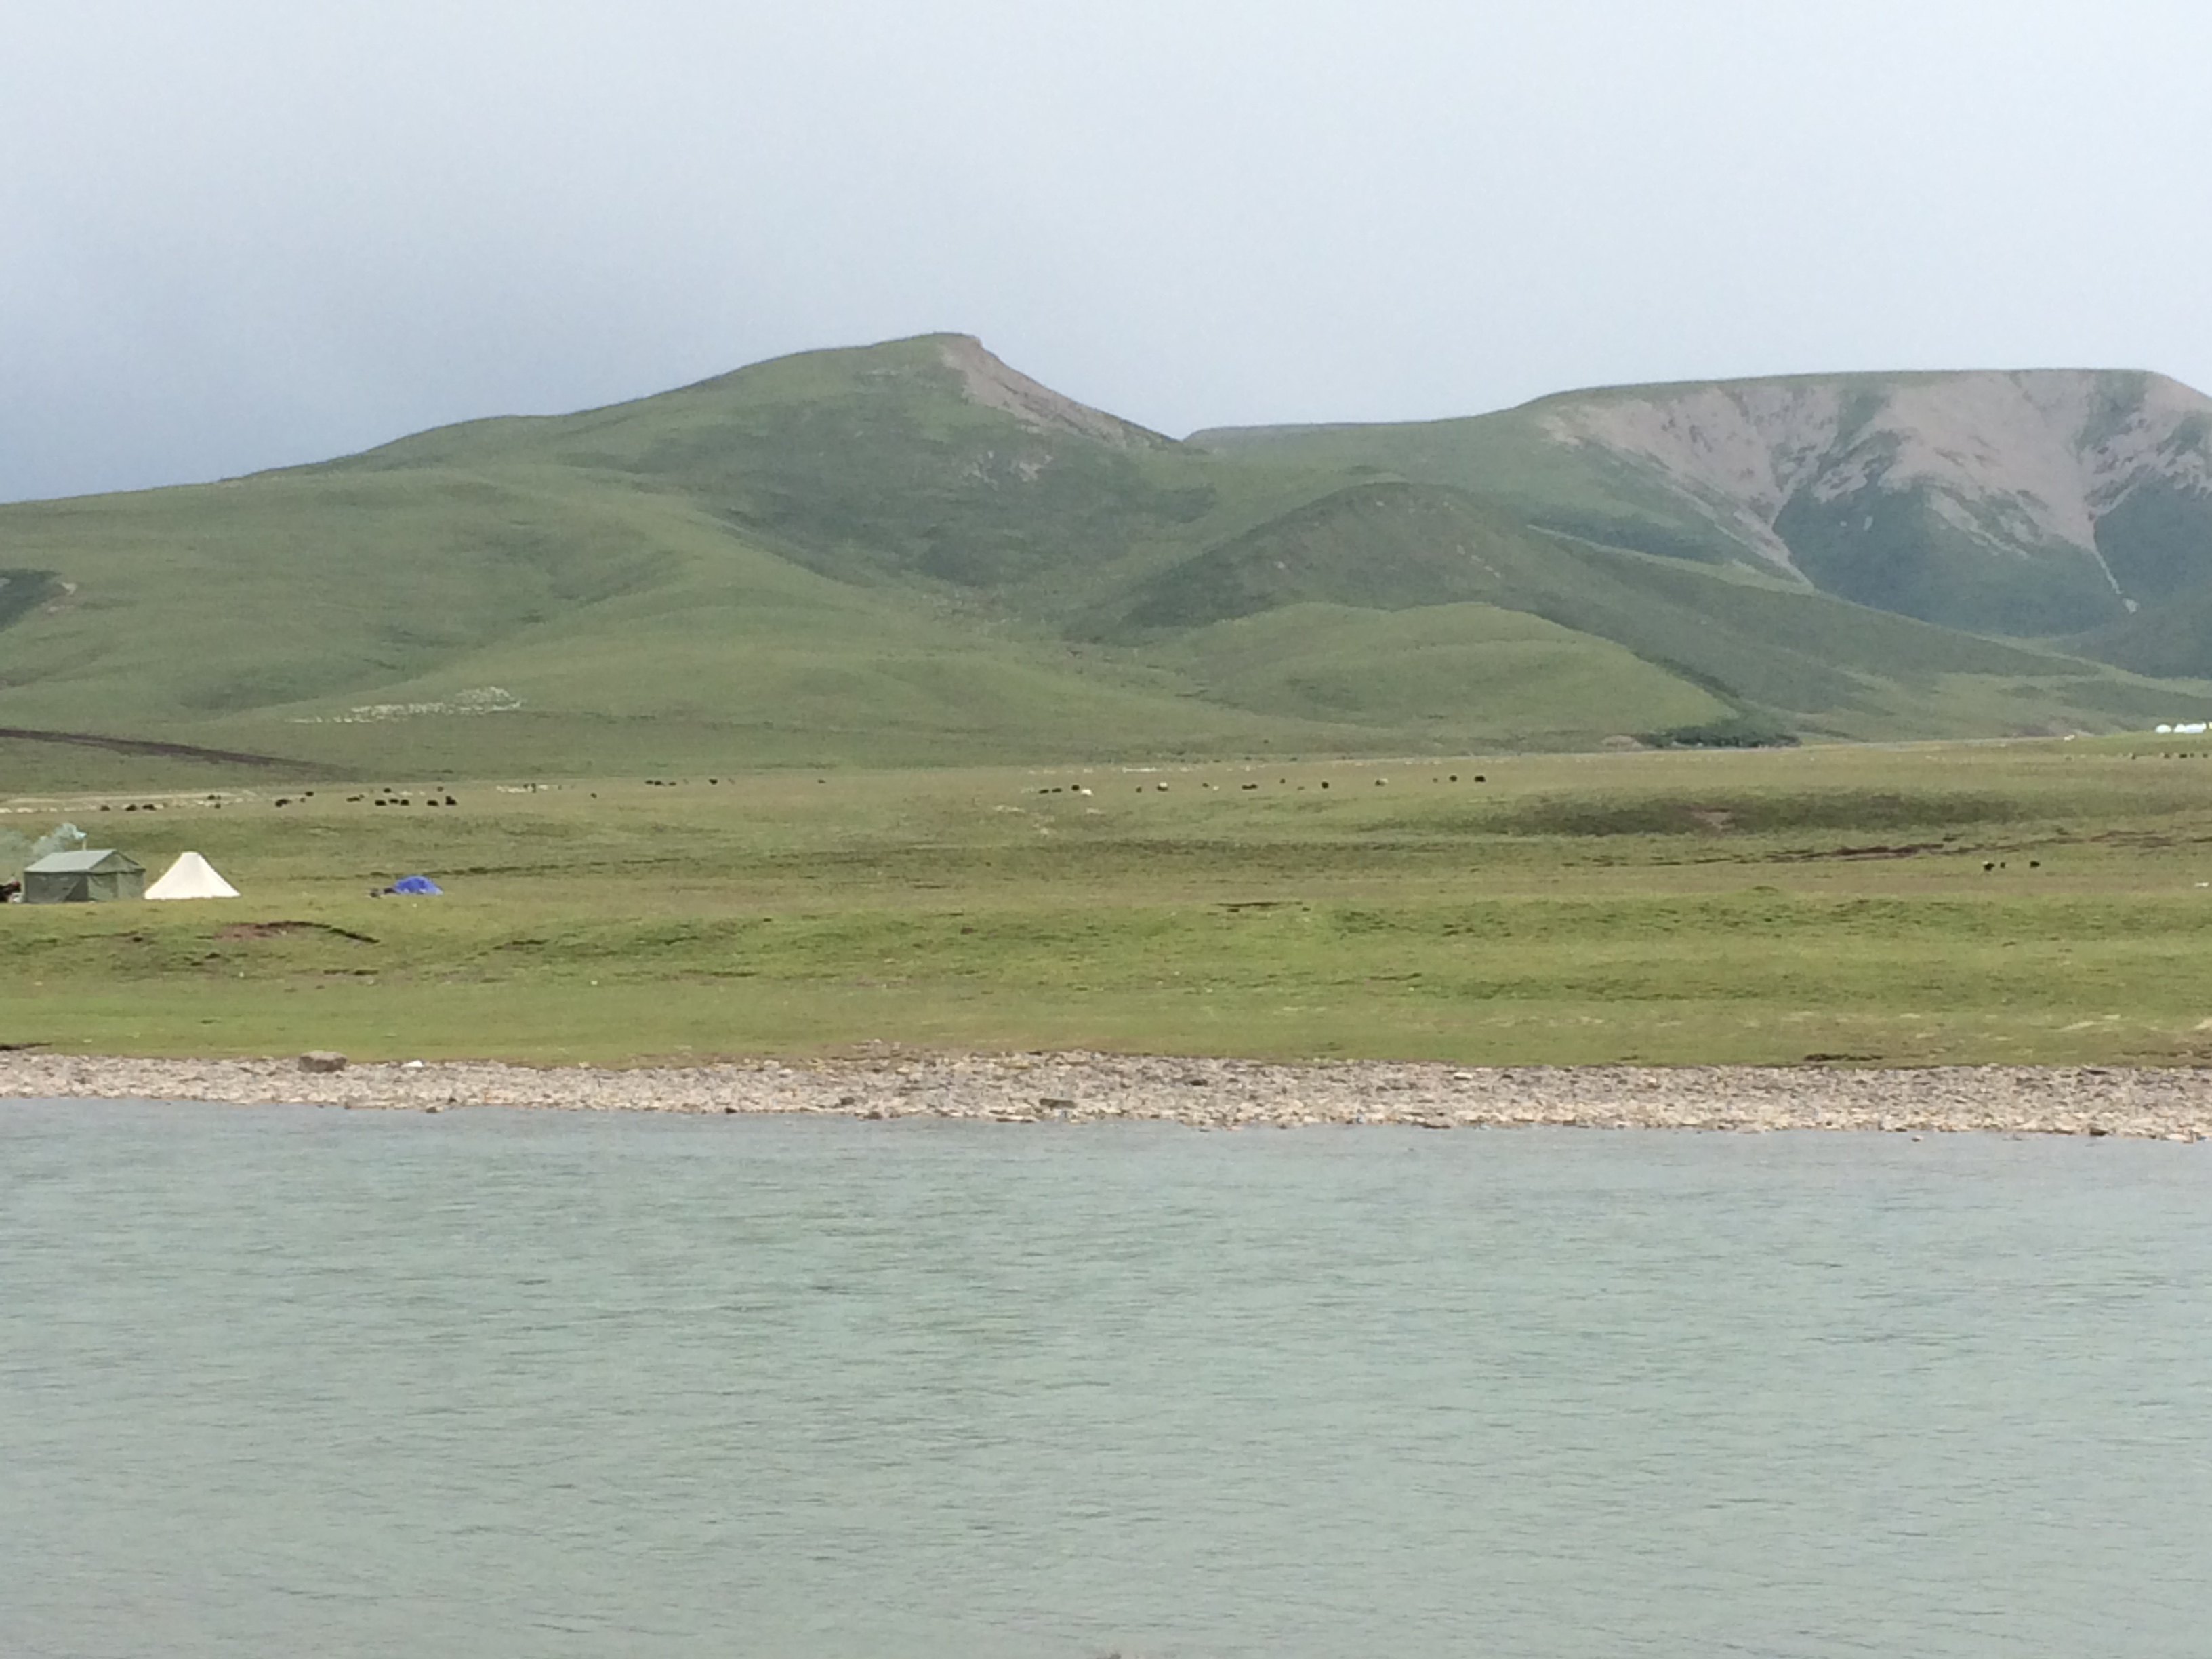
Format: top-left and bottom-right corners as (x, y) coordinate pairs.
(1532, 368), (2212, 600)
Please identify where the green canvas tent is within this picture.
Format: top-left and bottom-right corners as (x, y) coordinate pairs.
(23, 848), (146, 903)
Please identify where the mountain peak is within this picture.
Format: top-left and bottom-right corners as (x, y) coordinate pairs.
(934, 335), (1167, 449)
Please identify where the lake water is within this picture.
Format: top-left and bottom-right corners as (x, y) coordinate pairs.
(3, 1102), (2208, 1658)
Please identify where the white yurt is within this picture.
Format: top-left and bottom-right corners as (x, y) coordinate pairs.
(144, 851), (240, 900)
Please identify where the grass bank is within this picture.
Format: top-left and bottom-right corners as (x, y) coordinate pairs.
(7, 737), (2212, 1067)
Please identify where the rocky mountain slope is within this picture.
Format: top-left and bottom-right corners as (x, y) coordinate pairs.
(1201, 368), (2212, 653)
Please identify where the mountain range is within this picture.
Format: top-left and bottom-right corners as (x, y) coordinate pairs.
(4, 333), (2209, 781)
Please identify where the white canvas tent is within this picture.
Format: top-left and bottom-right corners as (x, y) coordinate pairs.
(144, 851), (239, 900)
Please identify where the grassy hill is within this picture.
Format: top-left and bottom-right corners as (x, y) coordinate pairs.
(3, 336), (2207, 788)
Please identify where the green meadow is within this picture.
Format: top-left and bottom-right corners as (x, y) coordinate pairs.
(9, 737), (2212, 1068)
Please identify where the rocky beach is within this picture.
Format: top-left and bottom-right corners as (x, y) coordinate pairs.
(4, 1052), (2210, 1137)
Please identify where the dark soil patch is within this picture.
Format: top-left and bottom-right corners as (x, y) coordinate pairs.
(0, 724), (330, 773)
(216, 920), (379, 944)
(1774, 842), (1947, 861)
(1497, 791), (2034, 838)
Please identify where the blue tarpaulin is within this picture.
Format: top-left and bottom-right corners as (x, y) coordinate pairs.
(390, 875), (443, 895)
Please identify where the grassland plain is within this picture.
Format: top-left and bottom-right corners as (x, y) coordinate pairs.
(9, 738), (2212, 1069)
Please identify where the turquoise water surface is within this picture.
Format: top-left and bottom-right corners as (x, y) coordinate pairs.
(3, 1101), (2208, 1657)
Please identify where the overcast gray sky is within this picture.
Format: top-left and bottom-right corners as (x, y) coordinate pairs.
(5, 0), (2208, 503)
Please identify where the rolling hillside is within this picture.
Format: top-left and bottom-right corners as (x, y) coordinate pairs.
(3, 336), (2209, 785)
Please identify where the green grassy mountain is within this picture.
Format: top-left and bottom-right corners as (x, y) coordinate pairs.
(3, 336), (2207, 785)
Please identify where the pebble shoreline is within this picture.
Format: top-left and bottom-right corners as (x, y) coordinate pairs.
(4, 1052), (2211, 1137)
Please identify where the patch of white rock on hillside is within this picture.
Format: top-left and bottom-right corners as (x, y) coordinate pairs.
(1537, 369), (2212, 579)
